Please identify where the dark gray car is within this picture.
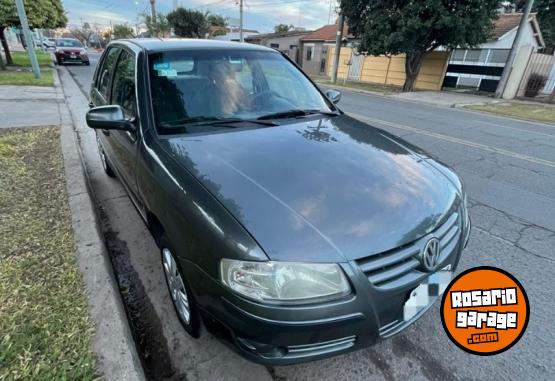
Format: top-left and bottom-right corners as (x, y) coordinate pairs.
(86, 39), (470, 365)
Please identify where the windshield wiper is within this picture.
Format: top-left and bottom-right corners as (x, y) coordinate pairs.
(257, 109), (339, 120)
(160, 116), (279, 129)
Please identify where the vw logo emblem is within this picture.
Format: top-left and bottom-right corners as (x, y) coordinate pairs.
(421, 237), (440, 271)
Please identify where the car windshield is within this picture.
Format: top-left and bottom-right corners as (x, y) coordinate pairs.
(56, 39), (82, 47)
(148, 49), (334, 133)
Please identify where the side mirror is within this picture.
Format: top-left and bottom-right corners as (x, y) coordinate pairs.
(325, 89), (342, 104)
(86, 105), (135, 132)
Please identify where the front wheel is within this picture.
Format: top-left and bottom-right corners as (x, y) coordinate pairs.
(161, 236), (200, 338)
(96, 134), (115, 177)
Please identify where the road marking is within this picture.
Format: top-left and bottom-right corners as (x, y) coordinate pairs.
(349, 113), (555, 169)
(479, 120), (555, 139)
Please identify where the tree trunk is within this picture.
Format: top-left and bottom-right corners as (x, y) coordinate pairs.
(403, 51), (425, 92)
(0, 27), (13, 65)
(0, 51), (5, 70)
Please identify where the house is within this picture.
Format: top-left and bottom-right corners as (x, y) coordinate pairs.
(213, 28), (259, 42)
(443, 12), (545, 92)
(300, 23), (352, 76)
(245, 30), (311, 64)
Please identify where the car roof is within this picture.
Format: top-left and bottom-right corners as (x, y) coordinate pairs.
(114, 38), (276, 53)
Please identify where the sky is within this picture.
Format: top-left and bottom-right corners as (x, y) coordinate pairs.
(62, 0), (339, 33)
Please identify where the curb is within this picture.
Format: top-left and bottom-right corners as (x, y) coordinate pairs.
(54, 69), (146, 381)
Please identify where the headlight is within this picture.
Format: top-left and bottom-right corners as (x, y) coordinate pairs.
(220, 259), (351, 304)
(80, 49), (87, 55)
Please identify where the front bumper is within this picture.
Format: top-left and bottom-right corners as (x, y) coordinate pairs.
(185, 211), (470, 365)
(55, 52), (88, 63)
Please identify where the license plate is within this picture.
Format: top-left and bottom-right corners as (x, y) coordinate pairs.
(70, 54), (76, 58)
(403, 266), (452, 321)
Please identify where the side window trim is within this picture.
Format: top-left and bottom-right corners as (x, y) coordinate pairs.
(109, 48), (136, 105)
(96, 46), (122, 103)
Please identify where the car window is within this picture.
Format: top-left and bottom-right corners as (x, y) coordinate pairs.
(97, 47), (120, 100)
(111, 50), (136, 118)
(149, 49), (332, 133)
(56, 39), (82, 47)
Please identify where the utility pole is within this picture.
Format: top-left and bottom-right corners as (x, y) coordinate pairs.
(150, 0), (157, 26)
(15, 0), (40, 79)
(239, 0), (244, 42)
(495, 0), (534, 98)
(331, 12), (344, 84)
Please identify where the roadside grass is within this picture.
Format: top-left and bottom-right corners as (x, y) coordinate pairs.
(0, 127), (98, 380)
(465, 102), (555, 124)
(312, 77), (402, 95)
(0, 69), (54, 86)
(9, 51), (52, 67)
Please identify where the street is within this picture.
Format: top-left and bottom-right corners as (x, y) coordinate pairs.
(65, 52), (554, 380)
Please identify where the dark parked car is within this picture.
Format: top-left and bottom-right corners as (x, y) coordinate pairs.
(86, 39), (470, 365)
(55, 38), (89, 65)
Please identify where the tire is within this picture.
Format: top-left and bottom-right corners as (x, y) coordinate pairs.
(96, 134), (115, 177)
(160, 235), (201, 338)
(84, 61), (90, 66)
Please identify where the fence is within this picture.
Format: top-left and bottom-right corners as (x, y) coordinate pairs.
(517, 52), (555, 103)
(326, 47), (450, 91)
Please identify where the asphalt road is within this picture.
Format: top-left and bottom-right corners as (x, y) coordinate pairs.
(66, 52), (554, 380)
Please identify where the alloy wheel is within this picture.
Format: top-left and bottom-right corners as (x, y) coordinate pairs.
(162, 248), (191, 324)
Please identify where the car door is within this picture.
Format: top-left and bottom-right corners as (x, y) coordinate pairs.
(106, 48), (141, 198)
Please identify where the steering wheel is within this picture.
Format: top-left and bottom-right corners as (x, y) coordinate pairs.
(251, 90), (281, 106)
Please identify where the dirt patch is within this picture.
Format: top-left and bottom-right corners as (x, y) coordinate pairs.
(98, 207), (182, 381)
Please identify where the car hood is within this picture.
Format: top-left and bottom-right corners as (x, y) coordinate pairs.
(160, 115), (458, 262)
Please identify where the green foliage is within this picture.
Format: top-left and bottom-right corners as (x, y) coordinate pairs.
(0, 69), (54, 86)
(112, 24), (135, 39)
(274, 24), (294, 33)
(143, 12), (171, 37)
(0, 127), (97, 380)
(341, 0), (500, 91)
(167, 7), (209, 38)
(11, 50), (52, 66)
(207, 13), (227, 28)
(0, 0), (67, 29)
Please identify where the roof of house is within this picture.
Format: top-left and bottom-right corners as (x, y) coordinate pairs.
(491, 12), (544, 46)
(301, 24), (351, 42)
(245, 30), (312, 41)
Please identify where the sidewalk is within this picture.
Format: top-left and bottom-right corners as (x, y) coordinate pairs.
(0, 74), (145, 380)
(391, 90), (496, 107)
(0, 81), (64, 128)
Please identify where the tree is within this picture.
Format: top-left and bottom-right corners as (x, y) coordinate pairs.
(274, 24), (294, 33)
(167, 8), (208, 38)
(71, 23), (95, 47)
(340, 0), (500, 92)
(143, 12), (171, 37)
(514, 0), (555, 53)
(112, 24), (135, 39)
(0, 0), (67, 66)
(207, 13), (227, 37)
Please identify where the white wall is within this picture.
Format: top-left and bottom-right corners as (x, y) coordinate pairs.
(480, 21), (539, 50)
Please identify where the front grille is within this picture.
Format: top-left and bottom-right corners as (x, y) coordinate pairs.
(356, 209), (461, 290)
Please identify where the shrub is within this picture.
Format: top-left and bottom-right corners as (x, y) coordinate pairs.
(524, 73), (547, 97)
